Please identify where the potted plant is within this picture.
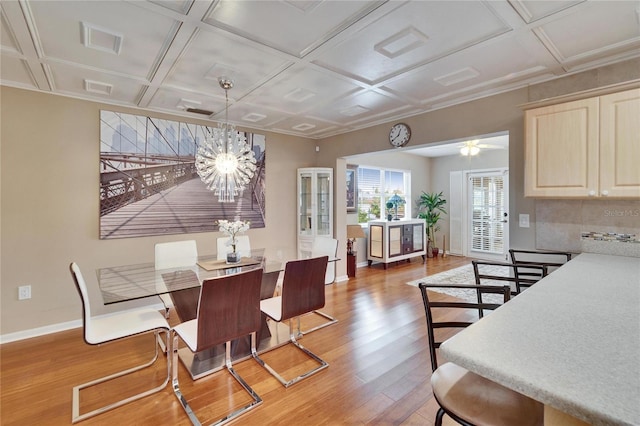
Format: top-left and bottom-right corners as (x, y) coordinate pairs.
(416, 191), (447, 258)
(217, 219), (250, 263)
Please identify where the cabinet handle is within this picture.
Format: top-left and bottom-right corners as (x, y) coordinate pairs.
(588, 190), (596, 197)
(601, 190), (609, 196)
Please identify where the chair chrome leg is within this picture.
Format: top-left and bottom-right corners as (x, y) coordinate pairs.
(216, 336), (262, 425)
(298, 310), (338, 335)
(171, 332), (200, 426)
(253, 318), (329, 388)
(173, 333), (262, 426)
(72, 329), (170, 423)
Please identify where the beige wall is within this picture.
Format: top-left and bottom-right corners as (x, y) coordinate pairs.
(0, 87), (316, 336)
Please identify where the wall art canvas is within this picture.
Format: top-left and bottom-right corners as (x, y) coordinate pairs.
(99, 110), (266, 239)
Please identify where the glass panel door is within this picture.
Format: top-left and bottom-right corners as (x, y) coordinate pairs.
(469, 171), (509, 259)
(369, 225), (383, 258)
(299, 172), (312, 236)
(389, 226), (402, 257)
(316, 171), (331, 237)
(413, 223), (424, 251)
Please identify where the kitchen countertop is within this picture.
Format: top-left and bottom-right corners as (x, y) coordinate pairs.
(440, 253), (640, 425)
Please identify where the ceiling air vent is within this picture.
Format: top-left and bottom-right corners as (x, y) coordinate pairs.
(186, 108), (213, 115)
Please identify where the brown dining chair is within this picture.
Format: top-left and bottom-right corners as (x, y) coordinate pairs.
(70, 262), (171, 423)
(472, 259), (547, 296)
(254, 256), (330, 387)
(171, 268), (263, 425)
(418, 282), (543, 426)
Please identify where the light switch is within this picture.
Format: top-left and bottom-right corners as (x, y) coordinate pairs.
(519, 214), (530, 228)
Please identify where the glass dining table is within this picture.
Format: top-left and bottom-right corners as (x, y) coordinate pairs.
(96, 248), (337, 379)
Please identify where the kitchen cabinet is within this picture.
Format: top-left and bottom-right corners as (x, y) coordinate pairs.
(297, 168), (333, 256)
(367, 219), (425, 268)
(524, 87), (640, 198)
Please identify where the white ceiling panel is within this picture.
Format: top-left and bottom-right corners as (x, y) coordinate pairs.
(224, 101), (291, 128)
(241, 66), (360, 114)
(0, 56), (37, 88)
(162, 27), (292, 98)
(1, 0), (638, 139)
(307, 89), (411, 125)
(509, 0), (584, 23)
(203, 0), (385, 57)
(148, 0), (194, 15)
(533, 1), (640, 64)
(149, 86), (224, 116)
(27, 1), (179, 79)
(270, 114), (339, 136)
(48, 62), (147, 104)
(382, 33), (557, 104)
(0, 10), (21, 54)
(312, 1), (511, 84)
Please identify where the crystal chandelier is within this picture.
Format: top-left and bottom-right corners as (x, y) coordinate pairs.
(195, 78), (257, 202)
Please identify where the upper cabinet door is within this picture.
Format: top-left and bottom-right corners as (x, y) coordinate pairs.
(524, 98), (599, 197)
(599, 89), (640, 198)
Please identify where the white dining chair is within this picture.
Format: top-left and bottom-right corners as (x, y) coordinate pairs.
(216, 235), (251, 260)
(69, 262), (171, 423)
(311, 237), (338, 284)
(154, 240), (198, 319)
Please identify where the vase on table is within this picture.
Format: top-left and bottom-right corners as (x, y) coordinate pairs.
(226, 243), (241, 264)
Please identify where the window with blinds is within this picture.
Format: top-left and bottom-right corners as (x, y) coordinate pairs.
(356, 167), (410, 223)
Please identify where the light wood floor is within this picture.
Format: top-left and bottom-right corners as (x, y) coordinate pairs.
(1, 255), (472, 425)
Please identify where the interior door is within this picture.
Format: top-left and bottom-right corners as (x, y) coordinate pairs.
(467, 169), (509, 261)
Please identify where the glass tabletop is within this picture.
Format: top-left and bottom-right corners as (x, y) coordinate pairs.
(98, 249), (276, 304)
(97, 249), (338, 305)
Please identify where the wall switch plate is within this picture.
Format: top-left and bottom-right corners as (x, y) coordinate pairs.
(519, 214), (530, 228)
(18, 285), (31, 300)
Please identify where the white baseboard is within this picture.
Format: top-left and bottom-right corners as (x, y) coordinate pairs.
(334, 274), (349, 283)
(0, 302), (166, 344)
(0, 319), (82, 344)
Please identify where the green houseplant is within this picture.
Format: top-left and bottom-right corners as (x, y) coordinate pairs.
(416, 191), (447, 257)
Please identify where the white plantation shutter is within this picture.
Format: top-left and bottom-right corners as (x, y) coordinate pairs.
(470, 174), (505, 255)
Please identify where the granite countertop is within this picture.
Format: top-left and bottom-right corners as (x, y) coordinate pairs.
(440, 253), (640, 426)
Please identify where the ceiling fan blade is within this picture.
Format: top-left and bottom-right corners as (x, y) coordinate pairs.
(478, 144), (506, 149)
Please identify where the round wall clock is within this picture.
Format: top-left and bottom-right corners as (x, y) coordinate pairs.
(389, 123), (411, 148)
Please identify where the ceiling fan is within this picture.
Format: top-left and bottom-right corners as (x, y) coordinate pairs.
(458, 139), (505, 156)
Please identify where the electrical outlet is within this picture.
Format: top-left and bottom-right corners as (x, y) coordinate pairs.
(18, 285), (31, 300)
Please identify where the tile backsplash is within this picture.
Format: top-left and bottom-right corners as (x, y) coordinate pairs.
(535, 199), (640, 252)
(580, 231), (640, 257)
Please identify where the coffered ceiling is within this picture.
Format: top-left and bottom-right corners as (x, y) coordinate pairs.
(2, 0), (639, 139)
